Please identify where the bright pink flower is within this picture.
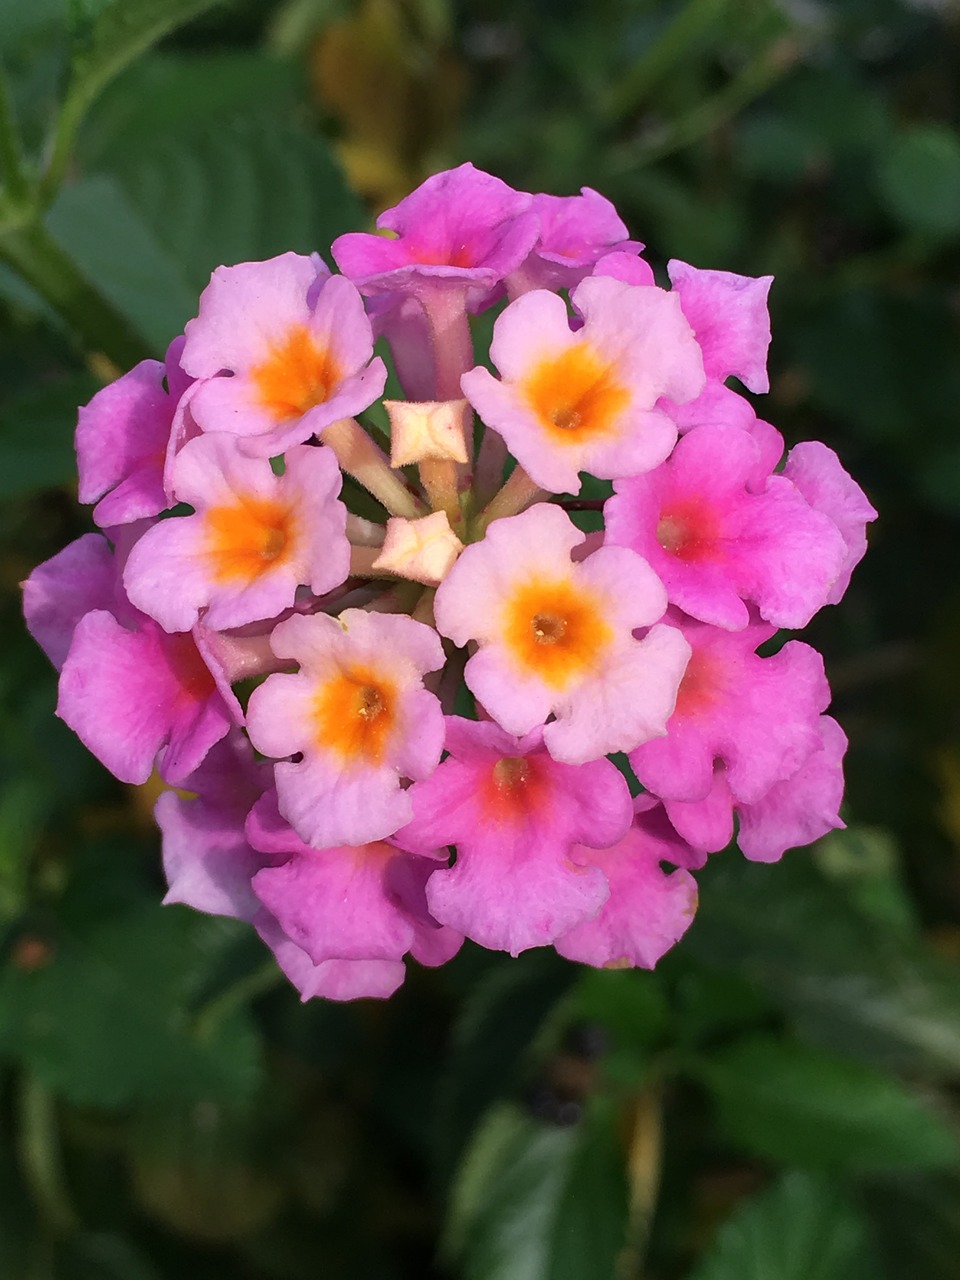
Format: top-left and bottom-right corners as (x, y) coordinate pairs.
(555, 798), (698, 969)
(331, 163), (539, 310)
(782, 442), (878, 604)
(76, 337), (191, 527)
(158, 731), (276, 921)
(461, 275), (703, 494)
(246, 609), (445, 848)
(591, 248), (656, 288)
(664, 715), (847, 863)
(123, 436), (348, 632)
(433, 504), (691, 764)
(508, 189), (642, 294)
(667, 260), (773, 393)
(181, 253), (386, 456)
(629, 611), (830, 804)
(57, 608), (240, 785)
(605, 424), (848, 630)
(396, 717), (631, 955)
(246, 789), (462, 968)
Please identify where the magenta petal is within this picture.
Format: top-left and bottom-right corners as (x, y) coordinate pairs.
(22, 534), (116, 671)
(254, 910), (406, 1001)
(667, 260), (773, 393)
(555, 824), (698, 969)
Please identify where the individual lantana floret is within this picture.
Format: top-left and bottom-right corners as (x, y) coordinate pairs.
(245, 608), (445, 848)
(123, 435), (349, 632)
(629, 610), (831, 806)
(506, 188), (642, 296)
(554, 798), (699, 970)
(664, 715), (848, 864)
(462, 275), (704, 495)
(395, 717), (631, 956)
(76, 336), (192, 528)
(433, 504), (691, 764)
(605, 423), (849, 631)
(181, 252), (387, 457)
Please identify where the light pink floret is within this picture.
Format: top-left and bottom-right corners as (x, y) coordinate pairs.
(246, 789), (461, 969)
(395, 718), (631, 956)
(123, 435), (349, 632)
(605, 424), (849, 630)
(76, 337), (191, 528)
(433, 504), (691, 764)
(461, 275), (704, 494)
(629, 611), (830, 805)
(783, 441), (878, 604)
(246, 609), (445, 849)
(555, 803), (698, 970)
(331, 163), (539, 310)
(22, 533), (116, 671)
(181, 254), (386, 456)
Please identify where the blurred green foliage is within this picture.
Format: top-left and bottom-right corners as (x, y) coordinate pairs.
(1, 0), (960, 1276)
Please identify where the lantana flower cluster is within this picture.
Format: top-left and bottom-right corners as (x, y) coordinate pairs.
(24, 164), (876, 1001)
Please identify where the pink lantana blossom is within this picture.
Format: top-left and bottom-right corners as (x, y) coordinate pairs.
(396, 717), (631, 956)
(461, 275), (704, 494)
(664, 715), (848, 864)
(629, 611), (830, 805)
(782, 441), (878, 605)
(23, 533), (116, 671)
(246, 608), (445, 849)
(181, 253), (386, 457)
(507, 188), (642, 295)
(605, 423), (848, 631)
(76, 336), (191, 528)
(331, 163), (539, 310)
(555, 798), (698, 970)
(433, 504), (691, 764)
(254, 911), (408, 1002)
(123, 435), (348, 632)
(246, 789), (462, 969)
(667, 260), (773, 394)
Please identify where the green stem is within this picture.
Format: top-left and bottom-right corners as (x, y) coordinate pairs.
(16, 1074), (79, 1236)
(0, 63), (31, 206)
(611, 36), (801, 171)
(0, 220), (153, 367)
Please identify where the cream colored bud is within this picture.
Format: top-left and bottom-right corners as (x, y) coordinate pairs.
(372, 512), (465, 586)
(385, 398), (469, 468)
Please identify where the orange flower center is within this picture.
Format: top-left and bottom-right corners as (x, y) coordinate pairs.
(481, 754), (550, 823)
(313, 664), (397, 765)
(251, 324), (343, 422)
(206, 498), (297, 585)
(503, 577), (613, 690)
(523, 343), (629, 445)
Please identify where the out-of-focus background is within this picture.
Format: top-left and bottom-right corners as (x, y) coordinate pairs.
(1, 1), (960, 1276)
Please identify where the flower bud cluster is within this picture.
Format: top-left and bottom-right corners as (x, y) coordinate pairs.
(23, 164), (876, 1000)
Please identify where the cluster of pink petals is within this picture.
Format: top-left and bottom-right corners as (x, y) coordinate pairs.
(23, 164), (877, 1002)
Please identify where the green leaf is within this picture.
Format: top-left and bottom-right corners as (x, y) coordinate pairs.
(698, 1035), (959, 1172)
(686, 855), (960, 1078)
(45, 175), (195, 349)
(444, 1100), (628, 1280)
(689, 1171), (876, 1280)
(0, 896), (262, 1107)
(878, 125), (960, 239)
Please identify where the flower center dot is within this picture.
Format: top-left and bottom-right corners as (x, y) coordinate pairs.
(493, 757), (530, 789)
(532, 612), (567, 644)
(551, 407), (582, 431)
(357, 686), (385, 719)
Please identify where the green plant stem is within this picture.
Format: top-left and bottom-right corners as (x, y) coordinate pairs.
(16, 1074), (79, 1236)
(0, 64), (31, 206)
(603, 0), (729, 123)
(193, 960), (286, 1042)
(0, 220), (153, 367)
(612, 36), (801, 171)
